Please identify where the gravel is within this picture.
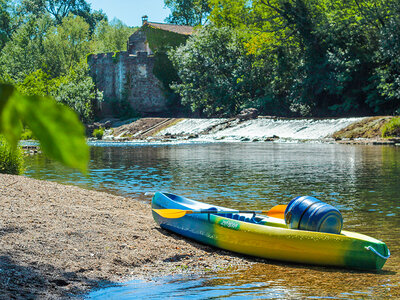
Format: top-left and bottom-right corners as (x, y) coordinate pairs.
(0, 174), (253, 299)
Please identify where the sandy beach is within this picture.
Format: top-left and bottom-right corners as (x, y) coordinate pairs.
(0, 174), (254, 299)
(0, 174), (398, 299)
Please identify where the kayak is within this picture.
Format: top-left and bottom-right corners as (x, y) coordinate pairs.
(151, 192), (390, 270)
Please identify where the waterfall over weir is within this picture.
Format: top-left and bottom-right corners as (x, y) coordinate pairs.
(157, 117), (365, 141)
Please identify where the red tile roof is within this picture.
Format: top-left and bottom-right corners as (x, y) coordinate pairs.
(144, 22), (194, 35)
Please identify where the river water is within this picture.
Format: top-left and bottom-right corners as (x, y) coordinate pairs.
(24, 142), (399, 299)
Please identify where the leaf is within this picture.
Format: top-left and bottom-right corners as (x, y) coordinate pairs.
(0, 84), (14, 113)
(0, 84), (23, 149)
(14, 92), (89, 173)
(0, 83), (89, 173)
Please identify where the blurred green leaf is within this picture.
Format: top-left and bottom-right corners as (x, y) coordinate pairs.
(0, 84), (22, 149)
(0, 83), (89, 173)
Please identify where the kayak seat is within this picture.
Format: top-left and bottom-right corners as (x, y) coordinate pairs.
(220, 213), (263, 224)
(208, 207), (263, 224)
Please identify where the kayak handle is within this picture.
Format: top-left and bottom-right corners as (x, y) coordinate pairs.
(365, 246), (391, 260)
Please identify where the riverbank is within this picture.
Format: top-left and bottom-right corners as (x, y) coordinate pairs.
(0, 174), (254, 298)
(1, 174), (399, 298)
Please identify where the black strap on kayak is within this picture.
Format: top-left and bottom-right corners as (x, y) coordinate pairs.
(297, 202), (319, 229)
(201, 207), (218, 222)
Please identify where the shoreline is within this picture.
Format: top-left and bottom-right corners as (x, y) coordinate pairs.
(0, 174), (254, 299)
(0, 174), (398, 298)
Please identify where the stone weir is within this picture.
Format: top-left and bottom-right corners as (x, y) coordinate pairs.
(154, 117), (366, 141)
(93, 116), (399, 143)
(88, 52), (167, 116)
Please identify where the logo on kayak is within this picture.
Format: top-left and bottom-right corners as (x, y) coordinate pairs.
(219, 219), (240, 230)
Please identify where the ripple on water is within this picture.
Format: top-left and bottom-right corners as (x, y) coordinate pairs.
(23, 143), (400, 299)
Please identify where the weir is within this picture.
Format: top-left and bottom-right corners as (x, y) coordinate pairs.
(156, 117), (365, 141)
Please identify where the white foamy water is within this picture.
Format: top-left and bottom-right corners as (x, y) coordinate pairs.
(210, 118), (364, 140)
(157, 119), (227, 136)
(158, 117), (365, 141)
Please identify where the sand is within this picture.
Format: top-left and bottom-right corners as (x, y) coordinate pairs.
(1, 174), (398, 299)
(0, 174), (253, 299)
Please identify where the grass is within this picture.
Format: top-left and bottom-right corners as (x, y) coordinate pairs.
(0, 138), (24, 175)
(92, 127), (105, 140)
(382, 117), (400, 138)
(332, 116), (394, 139)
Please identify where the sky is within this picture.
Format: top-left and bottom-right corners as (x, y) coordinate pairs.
(86, 0), (171, 27)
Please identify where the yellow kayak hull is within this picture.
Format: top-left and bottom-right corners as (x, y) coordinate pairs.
(152, 192), (390, 270)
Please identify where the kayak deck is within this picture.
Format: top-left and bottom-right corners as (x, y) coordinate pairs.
(152, 192), (390, 270)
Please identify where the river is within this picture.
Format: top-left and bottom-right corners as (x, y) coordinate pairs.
(24, 142), (399, 299)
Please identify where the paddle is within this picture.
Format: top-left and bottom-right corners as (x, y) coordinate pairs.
(153, 205), (287, 219)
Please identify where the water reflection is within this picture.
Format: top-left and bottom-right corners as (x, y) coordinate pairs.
(24, 142), (400, 298)
(24, 143), (400, 215)
(88, 263), (397, 299)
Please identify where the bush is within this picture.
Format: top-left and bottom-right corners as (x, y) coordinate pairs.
(20, 128), (35, 140)
(0, 138), (24, 175)
(382, 117), (400, 138)
(92, 127), (104, 140)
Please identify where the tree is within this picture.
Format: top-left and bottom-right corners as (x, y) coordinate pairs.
(373, 2), (400, 114)
(208, 0), (251, 28)
(0, 16), (53, 82)
(207, 0), (399, 116)
(0, 0), (11, 50)
(93, 18), (137, 53)
(16, 62), (102, 123)
(164, 0), (210, 26)
(0, 15), (93, 81)
(52, 61), (103, 123)
(170, 26), (262, 116)
(43, 15), (93, 77)
(15, 0), (106, 32)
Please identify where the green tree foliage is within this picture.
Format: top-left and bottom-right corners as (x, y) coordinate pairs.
(0, 16), (52, 82)
(93, 19), (137, 53)
(164, 0), (211, 26)
(43, 15), (93, 77)
(186, 0), (400, 117)
(16, 62), (102, 123)
(0, 0), (11, 50)
(373, 2), (400, 114)
(20, 0), (106, 31)
(0, 13), (103, 122)
(51, 61), (102, 123)
(208, 0), (251, 28)
(16, 69), (55, 97)
(1, 0), (105, 44)
(382, 117), (400, 138)
(170, 26), (265, 116)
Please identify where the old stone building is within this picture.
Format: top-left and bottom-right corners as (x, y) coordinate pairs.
(88, 17), (193, 117)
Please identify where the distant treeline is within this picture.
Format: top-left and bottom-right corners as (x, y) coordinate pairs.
(168, 0), (400, 117)
(1, 1), (399, 120)
(0, 0), (136, 123)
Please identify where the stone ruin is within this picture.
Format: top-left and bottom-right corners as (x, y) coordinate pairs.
(88, 17), (193, 117)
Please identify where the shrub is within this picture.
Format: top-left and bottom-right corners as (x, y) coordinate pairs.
(92, 127), (104, 140)
(20, 128), (35, 140)
(382, 117), (400, 138)
(0, 138), (24, 175)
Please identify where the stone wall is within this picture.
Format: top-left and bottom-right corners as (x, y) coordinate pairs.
(127, 30), (153, 55)
(88, 51), (167, 116)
